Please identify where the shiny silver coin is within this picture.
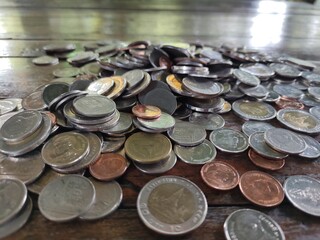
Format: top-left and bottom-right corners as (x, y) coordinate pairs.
(308, 87), (320, 101)
(101, 112), (132, 134)
(239, 63), (275, 78)
(101, 136), (126, 153)
(38, 175), (95, 222)
(86, 77), (114, 95)
(174, 139), (216, 164)
(298, 134), (320, 159)
(184, 97), (225, 113)
(263, 90), (280, 102)
(232, 100), (276, 121)
(284, 175), (320, 217)
(273, 84), (304, 99)
(167, 121), (206, 146)
(233, 69), (260, 86)
(0, 111), (22, 129)
(122, 69), (145, 90)
(53, 67), (82, 78)
(270, 62), (302, 78)
(238, 84), (269, 98)
(22, 90), (47, 111)
(209, 128), (249, 153)
(188, 112), (225, 130)
(224, 208), (285, 240)
(0, 151), (45, 184)
(0, 99), (17, 115)
(4, 98), (21, 110)
(0, 178), (27, 225)
(0, 196), (32, 239)
(0, 110), (42, 143)
(32, 55), (59, 65)
(80, 178), (122, 220)
(242, 120), (275, 137)
(133, 151), (177, 174)
(277, 109), (320, 134)
(182, 77), (222, 97)
(300, 94), (320, 107)
(249, 132), (288, 159)
(264, 128), (306, 154)
(309, 106), (320, 119)
(42, 82), (70, 106)
(137, 175), (207, 235)
(137, 112), (175, 131)
(133, 117), (166, 133)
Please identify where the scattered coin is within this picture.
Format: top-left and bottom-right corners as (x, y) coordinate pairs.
(86, 77), (115, 95)
(22, 90), (47, 111)
(188, 112), (225, 130)
(233, 69), (260, 86)
(298, 134), (320, 158)
(273, 84), (304, 99)
(32, 55), (59, 65)
(0, 99), (17, 115)
(241, 120), (275, 137)
(132, 104), (161, 119)
(248, 149), (286, 171)
(53, 67), (82, 78)
(232, 100), (276, 121)
(137, 112), (175, 132)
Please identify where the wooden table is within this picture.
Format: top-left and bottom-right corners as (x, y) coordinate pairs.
(2, 1), (320, 239)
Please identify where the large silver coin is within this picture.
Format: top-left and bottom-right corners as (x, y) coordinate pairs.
(38, 175), (95, 222)
(239, 63), (275, 78)
(137, 112), (175, 131)
(101, 136), (126, 153)
(284, 175), (320, 217)
(273, 84), (304, 99)
(309, 106), (320, 120)
(137, 176), (207, 235)
(86, 77), (114, 95)
(42, 82), (69, 106)
(102, 112), (132, 134)
(238, 84), (269, 98)
(298, 134), (320, 158)
(122, 69), (145, 90)
(270, 62), (302, 78)
(233, 69), (260, 86)
(232, 100), (276, 121)
(224, 209), (285, 240)
(0, 99), (17, 115)
(167, 121), (206, 146)
(80, 178), (122, 220)
(0, 111), (22, 129)
(209, 128), (249, 153)
(0, 178), (27, 225)
(242, 120), (275, 137)
(264, 128), (306, 154)
(188, 112), (225, 130)
(182, 77), (222, 96)
(22, 90), (47, 111)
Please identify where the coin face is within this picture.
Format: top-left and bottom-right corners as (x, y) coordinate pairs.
(239, 63), (275, 78)
(188, 112), (225, 130)
(270, 63), (302, 78)
(248, 149), (285, 171)
(284, 175), (320, 216)
(0, 99), (17, 115)
(137, 112), (175, 131)
(239, 171), (284, 207)
(122, 69), (145, 90)
(242, 121), (275, 137)
(233, 69), (260, 86)
(182, 77), (222, 96)
(309, 106), (320, 119)
(105, 76), (127, 99)
(224, 209), (285, 240)
(273, 84), (304, 99)
(137, 176), (207, 235)
(86, 77), (115, 95)
(232, 100), (276, 121)
(42, 82), (70, 106)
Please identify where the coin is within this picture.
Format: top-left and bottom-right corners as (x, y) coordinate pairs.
(241, 120), (275, 137)
(137, 176), (207, 235)
(137, 112), (175, 131)
(232, 100), (276, 121)
(102, 112), (132, 134)
(122, 69), (145, 90)
(270, 62), (302, 78)
(166, 74), (193, 97)
(132, 104), (161, 119)
(298, 134), (320, 158)
(284, 175), (320, 217)
(121, 72), (151, 99)
(115, 96), (136, 111)
(273, 84), (304, 99)
(42, 82), (70, 106)
(182, 77), (222, 97)
(308, 87), (320, 100)
(239, 171), (284, 207)
(105, 76), (127, 99)
(209, 128), (249, 153)
(188, 112), (225, 130)
(43, 43), (76, 53)
(184, 97), (225, 113)
(248, 149), (285, 171)
(238, 83), (269, 98)
(224, 209), (285, 240)
(309, 106), (320, 119)
(22, 90), (47, 110)
(0, 99), (17, 115)
(101, 136), (126, 153)
(86, 77), (115, 95)
(276, 97), (304, 110)
(240, 63), (275, 78)
(32, 55), (59, 65)
(0, 111), (22, 129)
(53, 67), (82, 78)
(38, 175), (95, 222)
(233, 69), (260, 86)
(200, 161), (239, 190)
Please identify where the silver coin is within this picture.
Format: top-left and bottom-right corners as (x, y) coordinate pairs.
(284, 56), (317, 70)
(239, 63), (275, 78)
(0, 99), (17, 115)
(264, 128), (306, 154)
(273, 84), (304, 99)
(80, 178), (122, 220)
(0, 151), (45, 184)
(224, 209), (285, 240)
(174, 139), (216, 164)
(101, 136), (126, 153)
(277, 109), (320, 134)
(137, 112), (175, 131)
(53, 67), (82, 78)
(133, 151), (177, 174)
(284, 175), (320, 217)
(133, 117), (166, 133)
(0, 178), (27, 225)
(67, 51), (98, 64)
(115, 97), (137, 111)
(302, 71), (320, 84)
(182, 77), (222, 97)
(249, 132), (288, 159)
(48, 90), (84, 111)
(0, 196), (32, 239)
(122, 69), (145, 90)
(0, 111), (22, 129)
(270, 62), (302, 78)
(298, 134), (320, 159)
(232, 100), (276, 121)
(233, 69), (260, 86)
(102, 112), (132, 134)
(42, 82), (70, 106)
(188, 112), (225, 130)
(86, 77), (115, 95)
(209, 128), (249, 153)
(22, 90), (47, 111)
(0, 110), (42, 143)
(238, 84), (269, 98)
(242, 120), (275, 137)
(167, 121), (206, 146)
(184, 97), (225, 113)
(300, 94), (320, 107)
(6, 98), (22, 110)
(121, 72), (151, 99)
(43, 43), (76, 52)
(32, 55), (59, 65)
(263, 90), (280, 102)
(308, 87), (320, 100)
(137, 175), (207, 235)
(309, 106), (320, 119)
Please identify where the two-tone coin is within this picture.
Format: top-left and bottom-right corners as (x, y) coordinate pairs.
(232, 100), (276, 121)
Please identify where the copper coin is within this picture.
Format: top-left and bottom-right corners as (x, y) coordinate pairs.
(132, 104), (161, 119)
(89, 153), (128, 181)
(239, 170), (284, 207)
(276, 97), (304, 110)
(248, 149), (285, 171)
(200, 161), (240, 190)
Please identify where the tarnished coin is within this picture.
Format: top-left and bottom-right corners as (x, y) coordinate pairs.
(273, 84), (304, 99)
(41, 131), (89, 168)
(309, 106), (320, 119)
(270, 62), (302, 78)
(284, 175), (320, 217)
(137, 112), (175, 131)
(0, 99), (17, 115)
(224, 209), (285, 240)
(42, 82), (70, 106)
(239, 63), (275, 78)
(32, 55), (59, 65)
(182, 77), (222, 96)
(86, 77), (115, 95)
(80, 178), (122, 220)
(67, 51), (98, 65)
(242, 120), (275, 137)
(121, 72), (151, 99)
(132, 104), (161, 119)
(105, 76), (127, 99)
(137, 176), (207, 235)
(298, 134), (320, 158)
(285, 56), (317, 70)
(248, 149), (285, 171)
(101, 136), (126, 153)
(122, 69), (145, 90)
(168, 121), (206, 146)
(209, 128), (249, 153)
(201, 161), (239, 190)
(184, 97), (225, 113)
(188, 112), (225, 130)
(233, 69), (260, 86)
(239, 171), (284, 207)
(22, 90), (47, 111)
(232, 100), (276, 121)
(276, 97), (304, 110)
(264, 128), (306, 154)
(174, 139), (216, 164)
(38, 175), (95, 222)
(102, 112), (132, 134)
(53, 67), (82, 78)
(115, 96), (136, 111)
(125, 132), (172, 164)
(0, 178), (27, 225)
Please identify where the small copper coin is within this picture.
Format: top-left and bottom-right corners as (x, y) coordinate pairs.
(132, 104), (161, 119)
(276, 97), (304, 110)
(239, 170), (284, 207)
(89, 153), (128, 181)
(200, 161), (239, 190)
(248, 149), (285, 171)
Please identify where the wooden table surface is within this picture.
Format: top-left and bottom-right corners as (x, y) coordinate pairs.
(2, 1), (320, 239)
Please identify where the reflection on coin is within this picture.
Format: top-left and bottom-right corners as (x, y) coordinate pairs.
(298, 134), (320, 158)
(86, 77), (115, 95)
(38, 175), (95, 222)
(248, 149), (285, 171)
(284, 175), (320, 216)
(188, 112), (225, 130)
(232, 100), (276, 121)
(201, 161), (239, 190)
(0, 99), (17, 115)
(137, 176), (207, 235)
(224, 209), (285, 240)
(242, 120), (275, 137)
(239, 171), (284, 207)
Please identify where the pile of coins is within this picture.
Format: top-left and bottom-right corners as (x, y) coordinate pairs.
(1, 40), (320, 238)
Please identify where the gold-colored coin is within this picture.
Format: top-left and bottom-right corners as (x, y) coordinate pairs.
(125, 132), (172, 164)
(166, 74), (192, 96)
(105, 76), (127, 99)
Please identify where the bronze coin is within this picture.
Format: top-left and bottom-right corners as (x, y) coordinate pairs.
(132, 104), (161, 119)
(248, 149), (285, 171)
(200, 161), (239, 190)
(89, 153), (128, 181)
(239, 170), (284, 207)
(276, 97), (304, 110)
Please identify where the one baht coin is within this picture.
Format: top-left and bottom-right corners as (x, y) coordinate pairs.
(232, 100), (276, 121)
(137, 176), (207, 235)
(224, 209), (285, 240)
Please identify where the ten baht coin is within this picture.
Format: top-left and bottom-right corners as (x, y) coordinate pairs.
(232, 100), (276, 121)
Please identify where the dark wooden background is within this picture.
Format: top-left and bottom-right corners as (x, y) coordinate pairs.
(2, 1), (320, 239)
